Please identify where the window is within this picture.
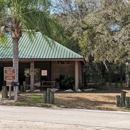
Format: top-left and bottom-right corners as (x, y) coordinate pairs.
(57, 61), (70, 64)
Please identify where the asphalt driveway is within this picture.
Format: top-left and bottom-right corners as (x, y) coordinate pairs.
(0, 106), (129, 130)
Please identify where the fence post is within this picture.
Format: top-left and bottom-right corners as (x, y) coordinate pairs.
(126, 64), (130, 87)
(47, 88), (51, 103)
(121, 91), (126, 107)
(43, 91), (47, 103)
(2, 86), (8, 98)
(115, 72), (118, 88)
(20, 85), (24, 92)
(116, 95), (120, 107)
(23, 81), (26, 92)
(125, 97), (130, 108)
(120, 65), (123, 87)
(108, 65), (112, 87)
(50, 91), (54, 104)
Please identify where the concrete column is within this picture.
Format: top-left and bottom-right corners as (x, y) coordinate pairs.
(75, 61), (79, 91)
(30, 61), (34, 91)
(79, 62), (82, 87)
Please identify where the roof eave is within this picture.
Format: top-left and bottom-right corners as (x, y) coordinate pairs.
(0, 58), (86, 64)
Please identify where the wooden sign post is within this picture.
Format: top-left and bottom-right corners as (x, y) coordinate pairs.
(6, 80), (12, 99)
(4, 67), (16, 100)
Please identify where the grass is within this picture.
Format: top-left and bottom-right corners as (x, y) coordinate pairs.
(10, 93), (53, 107)
(1, 87), (130, 111)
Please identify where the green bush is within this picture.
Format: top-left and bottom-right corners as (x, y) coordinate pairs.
(61, 75), (75, 87)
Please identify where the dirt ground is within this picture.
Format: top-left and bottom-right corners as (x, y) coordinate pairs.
(0, 87), (130, 111)
(55, 87), (130, 111)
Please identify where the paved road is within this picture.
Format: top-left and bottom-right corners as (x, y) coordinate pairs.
(0, 106), (130, 130)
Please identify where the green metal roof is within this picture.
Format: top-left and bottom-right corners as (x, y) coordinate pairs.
(0, 32), (84, 61)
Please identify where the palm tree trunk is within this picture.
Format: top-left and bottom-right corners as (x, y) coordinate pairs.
(13, 39), (19, 81)
(10, 18), (22, 101)
(13, 39), (19, 101)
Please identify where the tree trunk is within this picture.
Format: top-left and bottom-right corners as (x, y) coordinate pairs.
(13, 40), (19, 82)
(13, 39), (19, 101)
(10, 18), (22, 101)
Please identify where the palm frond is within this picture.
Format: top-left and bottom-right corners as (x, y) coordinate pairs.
(0, 33), (7, 47)
(0, 0), (65, 45)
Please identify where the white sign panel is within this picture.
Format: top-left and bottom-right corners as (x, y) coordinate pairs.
(41, 70), (47, 76)
(6, 80), (12, 86)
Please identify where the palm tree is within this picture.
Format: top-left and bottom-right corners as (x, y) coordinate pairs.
(0, 0), (63, 101)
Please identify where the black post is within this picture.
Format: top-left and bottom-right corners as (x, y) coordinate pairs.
(109, 65), (112, 87)
(120, 65), (123, 88)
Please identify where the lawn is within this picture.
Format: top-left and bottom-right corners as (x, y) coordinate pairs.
(1, 87), (130, 111)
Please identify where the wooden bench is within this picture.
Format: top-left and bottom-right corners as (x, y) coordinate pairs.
(41, 81), (56, 88)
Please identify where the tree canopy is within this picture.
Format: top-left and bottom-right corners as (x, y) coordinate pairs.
(52, 0), (130, 63)
(52, 0), (98, 53)
(79, 0), (130, 63)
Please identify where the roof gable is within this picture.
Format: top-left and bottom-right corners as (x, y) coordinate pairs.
(0, 32), (84, 60)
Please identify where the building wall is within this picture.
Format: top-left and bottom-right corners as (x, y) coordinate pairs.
(35, 61), (51, 81)
(51, 61), (75, 80)
(19, 62), (30, 85)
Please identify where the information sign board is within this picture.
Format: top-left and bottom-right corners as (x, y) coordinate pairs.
(4, 67), (16, 81)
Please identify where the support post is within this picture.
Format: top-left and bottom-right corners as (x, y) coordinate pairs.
(79, 62), (82, 88)
(9, 86), (11, 100)
(30, 61), (34, 91)
(75, 61), (79, 91)
(14, 86), (18, 101)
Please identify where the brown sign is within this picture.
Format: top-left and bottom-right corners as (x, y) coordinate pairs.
(4, 67), (16, 81)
